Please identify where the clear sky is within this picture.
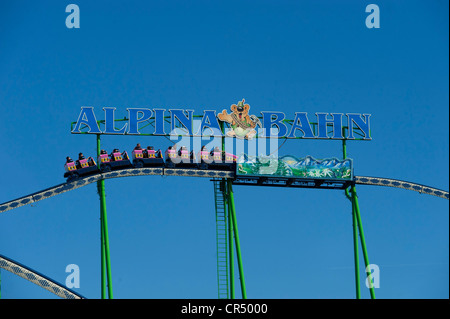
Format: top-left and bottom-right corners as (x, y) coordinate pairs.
(0, 0), (448, 299)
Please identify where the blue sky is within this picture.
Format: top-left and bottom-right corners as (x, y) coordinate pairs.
(0, 0), (448, 299)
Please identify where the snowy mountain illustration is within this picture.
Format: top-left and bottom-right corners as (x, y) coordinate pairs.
(237, 154), (353, 180)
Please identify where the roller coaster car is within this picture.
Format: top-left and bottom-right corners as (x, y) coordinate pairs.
(165, 146), (197, 168)
(202, 148), (237, 170)
(100, 151), (131, 172)
(98, 153), (110, 164)
(198, 147), (213, 169)
(225, 152), (238, 163)
(132, 148), (164, 168)
(178, 146), (198, 168)
(164, 146), (177, 168)
(211, 147), (222, 162)
(178, 146), (189, 160)
(64, 157), (99, 181)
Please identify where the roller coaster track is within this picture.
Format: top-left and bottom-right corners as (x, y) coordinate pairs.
(0, 168), (233, 214)
(0, 167), (447, 298)
(0, 254), (84, 299)
(354, 176), (449, 199)
(0, 168), (448, 215)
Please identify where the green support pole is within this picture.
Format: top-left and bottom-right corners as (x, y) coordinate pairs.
(220, 121), (247, 299)
(343, 137), (361, 299)
(227, 180), (247, 299)
(351, 201), (361, 299)
(101, 198), (106, 299)
(99, 181), (113, 299)
(220, 121), (236, 299)
(97, 135), (113, 299)
(342, 137), (352, 203)
(351, 185), (376, 299)
(97, 135), (107, 299)
(227, 190), (235, 299)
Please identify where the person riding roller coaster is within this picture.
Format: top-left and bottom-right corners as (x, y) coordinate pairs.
(143, 146), (154, 158)
(178, 146), (188, 156)
(109, 149), (119, 161)
(211, 147), (223, 158)
(75, 153), (86, 169)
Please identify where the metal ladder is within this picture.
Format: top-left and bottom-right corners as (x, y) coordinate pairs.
(213, 178), (229, 299)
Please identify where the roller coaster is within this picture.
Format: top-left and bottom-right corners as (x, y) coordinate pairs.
(1, 148), (448, 299)
(0, 115), (448, 300)
(0, 162), (448, 216)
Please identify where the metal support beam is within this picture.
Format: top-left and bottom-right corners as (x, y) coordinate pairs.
(343, 137), (360, 298)
(97, 135), (113, 299)
(351, 185), (376, 299)
(227, 180), (247, 299)
(101, 201), (106, 299)
(219, 121), (246, 299)
(351, 197), (361, 299)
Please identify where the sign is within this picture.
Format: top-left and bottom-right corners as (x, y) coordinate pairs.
(71, 99), (371, 140)
(236, 154), (353, 181)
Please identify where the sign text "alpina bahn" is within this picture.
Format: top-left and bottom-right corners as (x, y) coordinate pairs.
(71, 105), (371, 140)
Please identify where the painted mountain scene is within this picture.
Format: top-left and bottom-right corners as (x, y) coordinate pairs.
(236, 154), (353, 181)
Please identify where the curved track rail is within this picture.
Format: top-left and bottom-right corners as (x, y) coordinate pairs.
(0, 168), (232, 214)
(355, 176), (449, 200)
(0, 254), (84, 299)
(0, 168), (447, 215)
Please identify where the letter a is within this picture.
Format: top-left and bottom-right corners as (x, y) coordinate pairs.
(65, 264), (80, 289)
(365, 4), (380, 29)
(72, 107), (101, 133)
(66, 4), (80, 29)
